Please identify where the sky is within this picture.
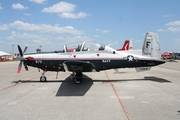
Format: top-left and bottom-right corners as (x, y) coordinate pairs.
(0, 0), (180, 54)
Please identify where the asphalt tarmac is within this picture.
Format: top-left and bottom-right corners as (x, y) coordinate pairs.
(0, 60), (180, 120)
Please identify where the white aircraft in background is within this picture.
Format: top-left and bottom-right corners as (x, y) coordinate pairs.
(117, 40), (133, 51)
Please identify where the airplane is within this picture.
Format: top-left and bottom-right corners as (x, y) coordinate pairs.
(16, 32), (165, 84)
(117, 40), (133, 51)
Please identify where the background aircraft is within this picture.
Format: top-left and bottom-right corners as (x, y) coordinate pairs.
(117, 40), (133, 51)
(16, 32), (165, 84)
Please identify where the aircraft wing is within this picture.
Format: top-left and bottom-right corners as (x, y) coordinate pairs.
(63, 60), (96, 72)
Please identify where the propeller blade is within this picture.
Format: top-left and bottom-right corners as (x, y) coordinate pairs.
(23, 62), (28, 71)
(18, 45), (23, 57)
(17, 45), (29, 73)
(23, 45), (28, 55)
(17, 61), (23, 73)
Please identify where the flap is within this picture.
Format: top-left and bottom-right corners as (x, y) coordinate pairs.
(63, 61), (96, 72)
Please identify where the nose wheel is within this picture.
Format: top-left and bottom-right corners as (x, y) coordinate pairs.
(40, 76), (47, 82)
(40, 71), (47, 82)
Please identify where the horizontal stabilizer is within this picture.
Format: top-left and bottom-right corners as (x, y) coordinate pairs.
(135, 67), (151, 72)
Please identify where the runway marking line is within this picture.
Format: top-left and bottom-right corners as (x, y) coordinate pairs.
(104, 71), (130, 120)
(0, 76), (39, 92)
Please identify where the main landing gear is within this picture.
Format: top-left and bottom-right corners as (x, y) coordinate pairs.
(40, 71), (47, 82)
(71, 72), (83, 84)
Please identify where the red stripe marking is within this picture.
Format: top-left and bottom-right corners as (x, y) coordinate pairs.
(104, 71), (130, 120)
(0, 76), (39, 92)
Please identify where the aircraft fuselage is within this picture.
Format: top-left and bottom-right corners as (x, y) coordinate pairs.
(24, 51), (164, 72)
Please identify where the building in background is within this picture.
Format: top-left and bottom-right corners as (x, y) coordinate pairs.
(0, 51), (11, 61)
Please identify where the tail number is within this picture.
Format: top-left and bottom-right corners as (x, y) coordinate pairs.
(144, 53), (151, 55)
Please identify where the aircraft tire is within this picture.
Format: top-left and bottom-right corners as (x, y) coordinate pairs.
(40, 76), (47, 82)
(74, 72), (82, 84)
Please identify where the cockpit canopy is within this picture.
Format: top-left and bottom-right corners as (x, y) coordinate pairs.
(55, 41), (116, 54)
(64, 41), (105, 52)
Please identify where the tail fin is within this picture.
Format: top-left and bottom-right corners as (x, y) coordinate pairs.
(117, 40), (133, 51)
(142, 32), (161, 58)
(136, 32), (161, 72)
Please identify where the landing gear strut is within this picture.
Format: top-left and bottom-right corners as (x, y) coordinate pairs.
(72, 72), (83, 84)
(40, 71), (47, 82)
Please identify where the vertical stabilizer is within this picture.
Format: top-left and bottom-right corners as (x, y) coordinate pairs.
(142, 32), (161, 58)
(129, 40), (133, 50)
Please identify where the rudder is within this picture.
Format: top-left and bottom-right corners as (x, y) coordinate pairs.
(142, 32), (161, 58)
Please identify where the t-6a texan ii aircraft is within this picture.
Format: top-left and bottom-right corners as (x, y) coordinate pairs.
(117, 40), (133, 51)
(16, 32), (165, 84)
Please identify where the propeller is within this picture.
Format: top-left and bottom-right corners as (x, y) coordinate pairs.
(17, 45), (28, 73)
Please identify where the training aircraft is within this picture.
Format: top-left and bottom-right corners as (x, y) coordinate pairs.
(16, 32), (165, 84)
(117, 40), (133, 51)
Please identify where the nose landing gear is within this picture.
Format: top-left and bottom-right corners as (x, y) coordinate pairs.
(40, 71), (47, 82)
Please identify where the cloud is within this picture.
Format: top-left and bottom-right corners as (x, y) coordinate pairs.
(0, 4), (3, 10)
(4, 31), (55, 52)
(159, 14), (177, 18)
(94, 35), (100, 38)
(175, 38), (180, 43)
(59, 12), (88, 19)
(56, 35), (93, 42)
(163, 15), (172, 17)
(42, 1), (89, 19)
(29, 0), (47, 4)
(96, 29), (110, 33)
(158, 21), (180, 32)
(159, 27), (180, 32)
(42, 1), (75, 13)
(24, 13), (31, 16)
(6, 31), (50, 42)
(0, 24), (9, 31)
(166, 21), (180, 32)
(165, 21), (180, 26)
(12, 3), (28, 10)
(167, 26), (180, 32)
(4, 31), (94, 52)
(10, 20), (83, 34)
(102, 30), (110, 33)
(157, 29), (165, 32)
(96, 29), (101, 31)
